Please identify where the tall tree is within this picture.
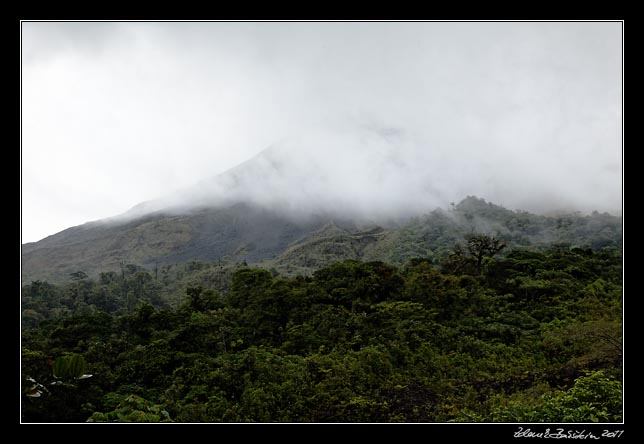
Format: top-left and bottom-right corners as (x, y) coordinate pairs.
(465, 234), (506, 275)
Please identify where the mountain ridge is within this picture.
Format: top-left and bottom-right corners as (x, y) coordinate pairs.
(21, 196), (622, 285)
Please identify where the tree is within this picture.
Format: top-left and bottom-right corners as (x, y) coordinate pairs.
(88, 394), (172, 422)
(312, 261), (403, 308)
(478, 370), (623, 422)
(442, 234), (506, 275)
(465, 234), (506, 275)
(227, 268), (273, 309)
(68, 271), (92, 310)
(185, 286), (220, 312)
(20, 246), (622, 423)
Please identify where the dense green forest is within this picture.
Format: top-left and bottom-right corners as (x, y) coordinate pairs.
(21, 234), (622, 422)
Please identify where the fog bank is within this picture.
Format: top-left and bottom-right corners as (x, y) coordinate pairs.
(22, 22), (622, 241)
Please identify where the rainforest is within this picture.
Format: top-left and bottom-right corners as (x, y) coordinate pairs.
(21, 213), (622, 422)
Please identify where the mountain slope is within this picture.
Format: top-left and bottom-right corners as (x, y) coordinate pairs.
(22, 196), (622, 285)
(21, 203), (331, 283)
(270, 222), (392, 275)
(265, 196), (623, 277)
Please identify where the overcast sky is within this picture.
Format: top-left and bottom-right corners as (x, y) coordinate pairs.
(21, 21), (622, 243)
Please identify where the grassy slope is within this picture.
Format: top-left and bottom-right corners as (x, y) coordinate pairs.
(22, 203), (327, 284)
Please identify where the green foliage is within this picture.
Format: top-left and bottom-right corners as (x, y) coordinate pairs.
(442, 233), (506, 275)
(21, 237), (622, 423)
(52, 354), (91, 380)
(466, 370), (622, 422)
(185, 286), (222, 312)
(88, 394), (172, 422)
(22, 351), (97, 422)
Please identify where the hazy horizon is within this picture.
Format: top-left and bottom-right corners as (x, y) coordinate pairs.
(22, 21), (622, 243)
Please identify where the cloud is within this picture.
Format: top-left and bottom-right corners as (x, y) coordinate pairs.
(21, 21), (622, 242)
